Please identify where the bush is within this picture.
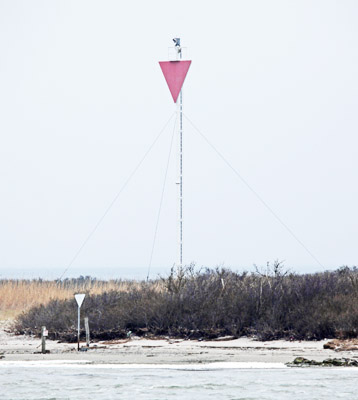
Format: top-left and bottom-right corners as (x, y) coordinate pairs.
(13, 264), (358, 341)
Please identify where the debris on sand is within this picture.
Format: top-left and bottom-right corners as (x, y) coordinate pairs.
(323, 339), (358, 351)
(287, 357), (358, 367)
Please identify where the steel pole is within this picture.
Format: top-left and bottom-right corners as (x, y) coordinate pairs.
(77, 306), (80, 351)
(179, 88), (183, 268)
(177, 48), (183, 269)
(176, 91), (183, 268)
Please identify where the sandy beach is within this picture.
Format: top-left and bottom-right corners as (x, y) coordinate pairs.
(1, 320), (357, 366)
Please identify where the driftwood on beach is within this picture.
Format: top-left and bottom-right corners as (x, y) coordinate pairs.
(323, 339), (358, 351)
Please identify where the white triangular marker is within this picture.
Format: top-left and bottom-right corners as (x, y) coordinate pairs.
(75, 293), (85, 308)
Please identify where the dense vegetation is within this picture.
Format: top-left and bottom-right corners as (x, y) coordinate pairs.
(0, 276), (134, 319)
(12, 263), (358, 342)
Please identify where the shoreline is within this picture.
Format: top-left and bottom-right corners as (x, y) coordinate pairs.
(0, 360), (287, 369)
(2, 320), (358, 366)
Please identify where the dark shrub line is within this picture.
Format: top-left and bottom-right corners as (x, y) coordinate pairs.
(14, 264), (358, 341)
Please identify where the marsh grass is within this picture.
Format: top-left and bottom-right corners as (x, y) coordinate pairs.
(0, 277), (163, 320)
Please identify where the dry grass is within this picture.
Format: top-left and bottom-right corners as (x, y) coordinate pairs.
(0, 278), (164, 320)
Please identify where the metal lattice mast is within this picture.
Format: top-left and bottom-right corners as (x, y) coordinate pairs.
(178, 43), (183, 269)
(159, 39), (191, 270)
(178, 92), (183, 268)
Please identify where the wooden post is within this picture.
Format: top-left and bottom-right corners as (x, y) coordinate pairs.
(84, 317), (90, 347)
(41, 326), (46, 354)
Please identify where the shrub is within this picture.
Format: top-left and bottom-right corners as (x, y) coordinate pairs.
(11, 265), (358, 341)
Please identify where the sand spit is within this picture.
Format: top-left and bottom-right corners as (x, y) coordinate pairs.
(1, 320), (358, 365)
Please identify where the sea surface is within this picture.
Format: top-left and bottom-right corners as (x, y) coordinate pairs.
(0, 362), (356, 400)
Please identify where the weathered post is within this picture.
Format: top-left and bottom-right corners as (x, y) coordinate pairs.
(74, 294), (85, 351)
(41, 326), (48, 354)
(84, 317), (90, 347)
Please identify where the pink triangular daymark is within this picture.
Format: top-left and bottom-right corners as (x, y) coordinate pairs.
(159, 60), (192, 103)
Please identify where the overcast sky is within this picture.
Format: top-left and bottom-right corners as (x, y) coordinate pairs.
(0, 1), (357, 279)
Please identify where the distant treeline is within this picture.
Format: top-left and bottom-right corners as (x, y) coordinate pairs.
(13, 264), (358, 341)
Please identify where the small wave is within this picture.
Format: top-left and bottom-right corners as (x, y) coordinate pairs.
(0, 361), (286, 370)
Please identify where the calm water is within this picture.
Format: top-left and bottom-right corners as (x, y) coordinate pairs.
(0, 363), (357, 400)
